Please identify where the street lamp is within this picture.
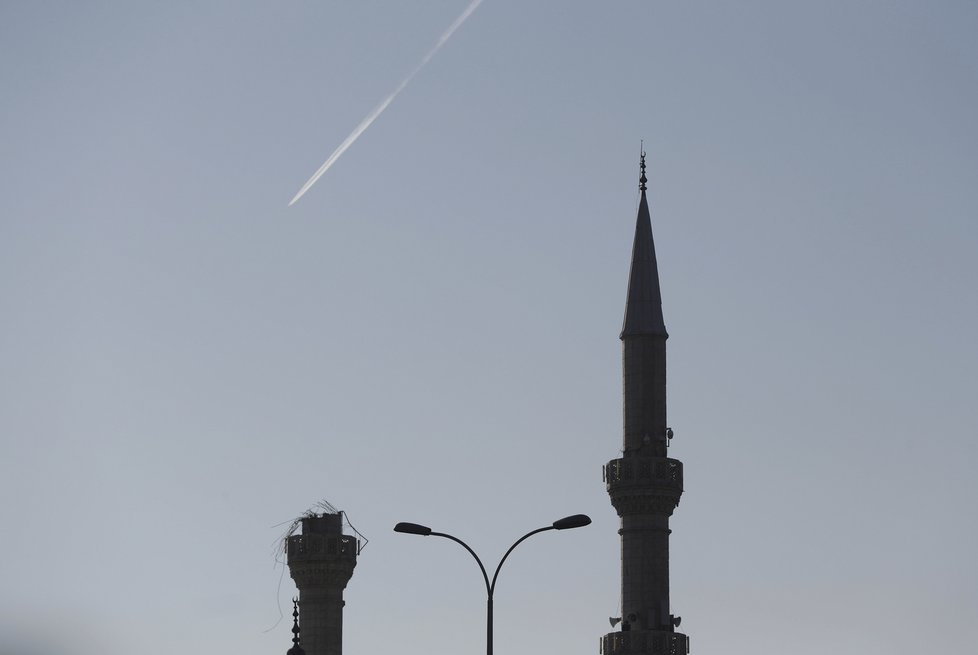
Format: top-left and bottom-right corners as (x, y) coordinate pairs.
(393, 514), (591, 655)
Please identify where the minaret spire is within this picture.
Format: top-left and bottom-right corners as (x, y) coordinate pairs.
(620, 151), (667, 340)
(602, 154), (688, 655)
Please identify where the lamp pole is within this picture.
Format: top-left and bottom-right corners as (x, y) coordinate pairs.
(394, 514), (591, 655)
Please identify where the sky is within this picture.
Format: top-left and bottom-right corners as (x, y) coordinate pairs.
(1, 2), (977, 654)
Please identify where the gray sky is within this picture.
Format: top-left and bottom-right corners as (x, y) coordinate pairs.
(2, 2), (976, 654)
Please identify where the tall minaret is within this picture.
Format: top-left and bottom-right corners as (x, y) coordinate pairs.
(286, 511), (358, 655)
(602, 154), (689, 655)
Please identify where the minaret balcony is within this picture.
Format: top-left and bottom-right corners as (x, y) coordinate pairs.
(604, 457), (683, 492)
(287, 533), (359, 563)
(604, 457), (683, 516)
(601, 630), (689, 655)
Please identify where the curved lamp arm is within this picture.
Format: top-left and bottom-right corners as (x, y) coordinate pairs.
(431, 531), (491, 598)
(394, 522), (490, 596)
(488, 514), (590, 596)
(489, 526), (552, 596)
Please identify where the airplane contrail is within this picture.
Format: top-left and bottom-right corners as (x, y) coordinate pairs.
(288, 0), (484, 206)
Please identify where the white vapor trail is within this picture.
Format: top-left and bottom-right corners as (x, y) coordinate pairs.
(288, 0), (484, 206)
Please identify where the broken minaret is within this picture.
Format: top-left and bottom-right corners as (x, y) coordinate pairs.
(287, 510), (358, 655)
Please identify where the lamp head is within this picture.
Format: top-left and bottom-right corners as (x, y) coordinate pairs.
(393, 522), (432, 536)
(552, 514), (591, 530)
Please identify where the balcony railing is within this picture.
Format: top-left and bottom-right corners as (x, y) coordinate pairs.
(286, 533), (359, 562)
(603, 457), (683, 491)
(601, 631), (689, 655)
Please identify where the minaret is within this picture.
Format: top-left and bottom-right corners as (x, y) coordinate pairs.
(286, 511), (358, 655)
(602, 154), (689, 655)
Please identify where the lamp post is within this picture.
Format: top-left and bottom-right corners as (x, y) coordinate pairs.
(394, 514), (591, 655)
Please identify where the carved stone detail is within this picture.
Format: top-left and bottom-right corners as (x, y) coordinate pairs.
(601, 631), (689, 655)
(605, 457), (683, 516)
(287, 533), (358, 590)
(605, 457), (683, 490)
(609, 491), (681, 517)
(289, 562), (356, 589)
(287, 534), (359, 562)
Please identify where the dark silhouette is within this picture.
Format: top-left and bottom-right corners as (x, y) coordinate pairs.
(393, 514), (591, 655)
(601, 153), (689, 655)
(287, 598), (305, 655)
(286, 511), (359, 655)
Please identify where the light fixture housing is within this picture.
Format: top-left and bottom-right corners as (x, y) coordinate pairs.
(552, 514), (592, 530)
(393, 522), (432, 536)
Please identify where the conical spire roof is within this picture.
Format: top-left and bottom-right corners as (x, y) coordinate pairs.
(620, 153), (667, 339)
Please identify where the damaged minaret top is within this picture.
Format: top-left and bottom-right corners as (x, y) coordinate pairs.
(286, 508), (359, 655)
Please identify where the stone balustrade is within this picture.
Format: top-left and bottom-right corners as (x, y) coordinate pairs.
(601, 631), (689, 655)
(286, 533), (359, 562)
(604, 457), (683, 491)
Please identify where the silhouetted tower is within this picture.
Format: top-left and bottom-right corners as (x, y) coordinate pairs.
(286, 511), (358, 655)
(602, 155), (689, 655)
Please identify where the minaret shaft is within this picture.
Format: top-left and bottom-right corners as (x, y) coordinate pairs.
(622, 338), (667, 456)
(615, 332), (676, 633)
(620, 514), (671, 626)
(297, 590), (346, 655)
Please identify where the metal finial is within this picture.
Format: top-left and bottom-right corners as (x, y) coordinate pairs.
(639, 146), (648, 192)
(291, 598), (301, 648)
